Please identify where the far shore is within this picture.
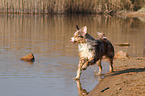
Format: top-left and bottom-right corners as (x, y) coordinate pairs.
(117, 11), (145, 18)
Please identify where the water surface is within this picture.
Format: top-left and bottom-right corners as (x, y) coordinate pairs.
(0, 14), (144, 96)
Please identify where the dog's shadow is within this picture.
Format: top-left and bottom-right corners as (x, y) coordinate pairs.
(110, 67), (145, 76)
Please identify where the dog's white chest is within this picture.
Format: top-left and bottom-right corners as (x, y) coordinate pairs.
(78, 43), (93, 59)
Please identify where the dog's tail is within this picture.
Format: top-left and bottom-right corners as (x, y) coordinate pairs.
(97, 32), (107, 40)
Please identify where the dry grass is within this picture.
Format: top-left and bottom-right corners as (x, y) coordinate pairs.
(0, 0), (144, 14)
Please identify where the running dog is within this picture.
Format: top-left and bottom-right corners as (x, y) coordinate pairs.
(70, 26), (114, 80)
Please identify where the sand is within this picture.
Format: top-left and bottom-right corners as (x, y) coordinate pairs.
(88, 57), (145, 96)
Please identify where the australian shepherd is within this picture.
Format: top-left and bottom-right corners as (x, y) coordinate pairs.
(70, 26), (114, 80)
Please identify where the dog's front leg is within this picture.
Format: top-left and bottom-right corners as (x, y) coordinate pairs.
(74, 58), (85, 80)
(82, 58), (96, 70)
(96, 59), (102, 75)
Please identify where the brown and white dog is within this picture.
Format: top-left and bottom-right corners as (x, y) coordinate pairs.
(70, 26), (114, 80)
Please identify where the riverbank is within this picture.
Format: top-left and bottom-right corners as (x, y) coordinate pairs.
(0, 0), (144, 14)
(88, 57), (145, 96)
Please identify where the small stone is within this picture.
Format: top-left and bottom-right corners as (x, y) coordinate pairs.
(20, 53), (35, 62)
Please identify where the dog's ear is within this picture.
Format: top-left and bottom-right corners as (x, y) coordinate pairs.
(82, 26), (87, 34)
(76, 25), (79, 30)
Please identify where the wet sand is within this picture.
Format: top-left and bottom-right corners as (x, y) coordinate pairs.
(88, 57), (145, 96)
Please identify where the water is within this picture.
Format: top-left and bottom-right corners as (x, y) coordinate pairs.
(0, 14), (144, 96)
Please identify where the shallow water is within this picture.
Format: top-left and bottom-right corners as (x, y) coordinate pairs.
(0, 14), (144, 96)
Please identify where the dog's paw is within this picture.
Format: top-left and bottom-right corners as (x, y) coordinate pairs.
(81, 67), (87, 70)
(73, 77), (80, 81)
(95, 72), (103, 76)
(81, 65), (87, 70)
(109, 70), (115, 73)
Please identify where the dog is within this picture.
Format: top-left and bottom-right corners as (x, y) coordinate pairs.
(70, 26), (114, 80)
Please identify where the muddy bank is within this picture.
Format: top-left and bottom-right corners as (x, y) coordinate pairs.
(88, 57), (145, 96)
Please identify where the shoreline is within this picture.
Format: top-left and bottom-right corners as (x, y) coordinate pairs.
(88, 57), (145, 96)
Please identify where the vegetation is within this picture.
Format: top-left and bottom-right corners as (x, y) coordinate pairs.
(0, 0), (145, 14)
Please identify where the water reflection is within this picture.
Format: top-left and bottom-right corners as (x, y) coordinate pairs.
(0, 14), (144, 96)
(0, 14), (144, 57)
(76, 75), (104, 96)
(76, 80), (89, 96)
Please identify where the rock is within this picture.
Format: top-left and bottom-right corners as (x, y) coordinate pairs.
(114, 51), (129, 59)
(115, 43), (130, 46)
(20, 53), (35, 62)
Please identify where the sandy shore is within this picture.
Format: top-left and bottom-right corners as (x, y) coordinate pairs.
(88, 57), (145, 96)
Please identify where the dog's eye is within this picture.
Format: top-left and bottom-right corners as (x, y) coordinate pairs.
(78, 36), (83, 38)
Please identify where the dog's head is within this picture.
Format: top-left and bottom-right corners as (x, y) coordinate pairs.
(70, 26), (87, 43)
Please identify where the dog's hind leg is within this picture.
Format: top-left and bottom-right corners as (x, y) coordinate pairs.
(74, 59), (85, 80)
(108, 58), (114, 73)
(96, 59), (102, 75)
